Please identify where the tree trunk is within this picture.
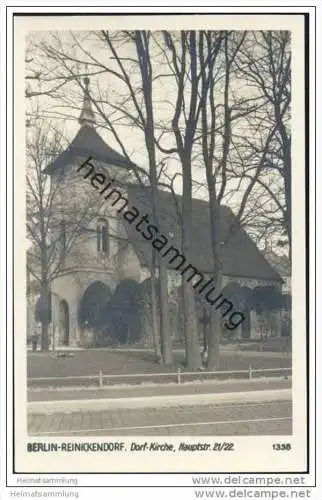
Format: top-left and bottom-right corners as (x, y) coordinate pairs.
(150, 263), (162, 361)
(40, 284), (50, 351)
(159, 260), (172, 364)
(182, 200), (201, 370)
(206, 188), (223, 370)
(182, 280), (201, 370)
(275, 103), (291, 262)
(207, 270), (223, 370)
(201, 309), (209, 361)
(283, 138), (292, 263)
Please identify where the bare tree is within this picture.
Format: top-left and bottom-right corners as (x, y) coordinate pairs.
(26, 121), (103, 350)
(197, 30), (287, 368)
(27, 31), (173, 361)
(98, 30), (172, 364)
(237, 31), (291, 259)
(155, 31), (203, 370)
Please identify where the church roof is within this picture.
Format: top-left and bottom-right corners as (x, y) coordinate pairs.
(43, 124), (137, 175)
(125, 186), (283, 282)
(262, 250), (291, 277)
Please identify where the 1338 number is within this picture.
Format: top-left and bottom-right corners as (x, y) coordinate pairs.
(272, 443), (291, 451)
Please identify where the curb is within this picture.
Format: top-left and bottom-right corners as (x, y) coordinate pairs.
(28, 388), (292, 414)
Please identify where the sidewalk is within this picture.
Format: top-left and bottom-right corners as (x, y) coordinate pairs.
(28, 377), (291, 414)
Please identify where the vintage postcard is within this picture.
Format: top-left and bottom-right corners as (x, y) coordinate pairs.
(5, 8), (314, 484)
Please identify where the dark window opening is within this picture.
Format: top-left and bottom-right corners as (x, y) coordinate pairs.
(97, 218), (109, 255)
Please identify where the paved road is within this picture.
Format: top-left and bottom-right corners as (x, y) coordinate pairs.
(28, 400), (292, 436)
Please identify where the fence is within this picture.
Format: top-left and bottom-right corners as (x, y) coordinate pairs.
(28, 366), (292, 387)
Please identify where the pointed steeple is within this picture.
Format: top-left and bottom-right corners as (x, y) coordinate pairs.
(78, 75), (96, 127)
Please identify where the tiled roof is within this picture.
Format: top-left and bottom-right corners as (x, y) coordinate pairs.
(125, 186), (283, 282)
(262, 250), (291, 277)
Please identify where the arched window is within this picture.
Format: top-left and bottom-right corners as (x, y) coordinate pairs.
(97, 218), (109, 255)
(60, 220), (66, 252)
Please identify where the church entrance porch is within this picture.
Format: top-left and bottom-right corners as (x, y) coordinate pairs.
(78, 281), (112, 347)
(78, 279), (141, 347)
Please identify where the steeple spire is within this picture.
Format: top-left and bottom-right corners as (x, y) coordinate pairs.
(78, 74), (96, 127)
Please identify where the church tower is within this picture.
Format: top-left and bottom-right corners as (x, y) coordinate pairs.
(44, 77), (142, 347)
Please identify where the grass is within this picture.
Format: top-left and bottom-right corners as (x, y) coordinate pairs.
(27, 348), (291, 388)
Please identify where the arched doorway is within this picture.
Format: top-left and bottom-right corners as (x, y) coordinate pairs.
(104, 279), (141, 344)
(221, 282), (243, 340)
(59, 300), (69, 346)
(35, 292), (52, 324)
(79, 281), (112, 334)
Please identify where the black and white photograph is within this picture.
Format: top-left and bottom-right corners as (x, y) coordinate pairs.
(8, 11), (311, 477)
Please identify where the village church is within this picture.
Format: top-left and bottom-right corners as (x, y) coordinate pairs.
(27, 77), (289, 349)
